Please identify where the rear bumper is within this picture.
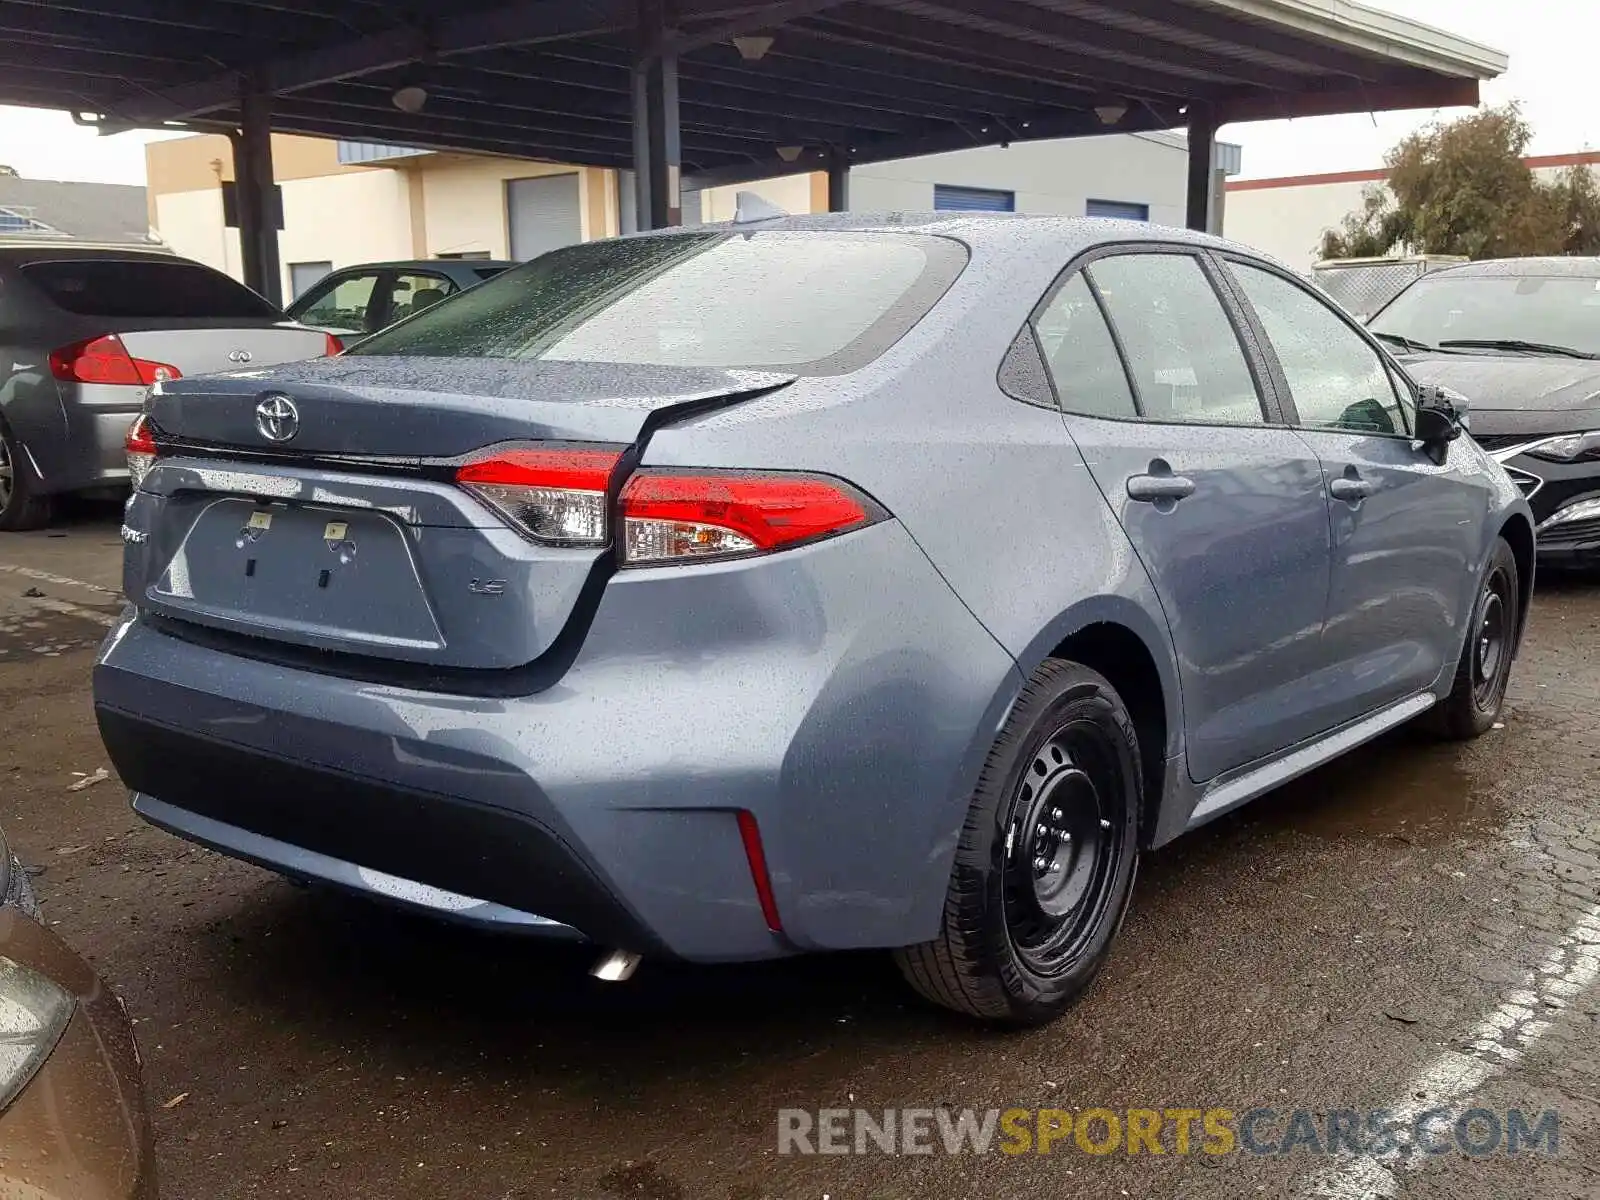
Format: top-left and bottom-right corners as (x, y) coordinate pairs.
(95, 520), (1020, 962)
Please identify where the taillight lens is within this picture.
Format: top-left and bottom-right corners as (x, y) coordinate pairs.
(324, 333), (345, 356)
(124, 413), (159, 489)
(456, 446), (623, 546)
(456, 446), (884, 564)
(49, 335), (181, 386)
(620, 471), (879, 565)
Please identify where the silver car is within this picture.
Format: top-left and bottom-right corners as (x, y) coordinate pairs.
(0, 243), (335, 529)
(95, 216), (1532, 1025)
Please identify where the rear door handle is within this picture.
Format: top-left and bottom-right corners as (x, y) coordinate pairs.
(1329, 477), (1374, 503)
(1126, 473), (1197, 503)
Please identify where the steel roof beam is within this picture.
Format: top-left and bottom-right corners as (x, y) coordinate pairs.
(104, 0), (874, 125)
(908, 0), (1308, 91)
(805, 8), (1219, 100)
(454, 49), (914, 134)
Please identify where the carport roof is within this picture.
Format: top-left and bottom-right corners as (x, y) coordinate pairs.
(2, 0), (1506, 184)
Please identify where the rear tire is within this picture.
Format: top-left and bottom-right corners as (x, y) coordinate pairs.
(894, 660), (1142, 1026)
(0, 421), (53, 532)
(1429, 537), (1520, 741)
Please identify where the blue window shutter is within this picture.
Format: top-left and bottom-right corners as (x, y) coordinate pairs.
(933, 185), (1016, 212)
(1086, 199), (1150, 221)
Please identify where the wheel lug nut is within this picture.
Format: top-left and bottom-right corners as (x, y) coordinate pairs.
(1099, 819), (1111, 830)
(1050, 860), (1061, 872)
(1037, 823), (1048, 837)
(1051, 808), (1063, 820)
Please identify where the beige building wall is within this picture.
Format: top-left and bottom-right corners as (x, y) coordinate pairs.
(278, 171), (415, 274)
(699, 173), (821, 223)
(1224, 175), (1374, 268)
(416, 157), (598, 257)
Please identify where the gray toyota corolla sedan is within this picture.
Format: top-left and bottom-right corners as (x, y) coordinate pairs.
(93, 214), (1532, 1026)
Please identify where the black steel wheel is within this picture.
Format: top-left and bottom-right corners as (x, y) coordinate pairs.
(0, 420), (52, 532)
(895, 659), (1143, 1026)
(1001, 719), (1129, 978)
(1430, 537), (1521, 741)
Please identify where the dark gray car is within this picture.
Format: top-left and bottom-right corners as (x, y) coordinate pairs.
(1370, 257), (1600, 566)
(94, 215), (1532, 1026)
(0, 244), (334, 530)
(285, 259), (515, 346)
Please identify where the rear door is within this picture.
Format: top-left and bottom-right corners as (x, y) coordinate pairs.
(1038, 248), (1334, 782)
(1221, 256), (1485, 721)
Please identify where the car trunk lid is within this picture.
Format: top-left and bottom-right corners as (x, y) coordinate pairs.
(128, 358), (794, 670)
(119, 324), (331, 377)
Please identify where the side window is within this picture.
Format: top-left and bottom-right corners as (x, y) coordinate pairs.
(1032, 273), (1137, 419)
(1230, 260), (1408, 436)
(1087, 253), (1266, 426)
(387, 273), (456, 326)
(294, 272), (380, 336)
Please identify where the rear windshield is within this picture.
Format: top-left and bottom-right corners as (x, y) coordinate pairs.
(22, 258), (280, 320)
(351, 231), (967, 374)
(473, 267), (509, 282)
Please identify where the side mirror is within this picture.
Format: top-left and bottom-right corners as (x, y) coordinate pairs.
(1413, 384), (1465, 455)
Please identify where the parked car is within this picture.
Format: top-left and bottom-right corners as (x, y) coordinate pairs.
(0, 824), (155, 1197)
(1369, 256), (1600, 568)
(95, 216), (1531, 1026)
(285, 259), (515, 346)
(0, 243), (338, 530)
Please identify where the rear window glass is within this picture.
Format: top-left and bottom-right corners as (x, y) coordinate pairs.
(351, 231), (967, 374)
(22, 259), (280, 320)
(473, 267), (509, 282)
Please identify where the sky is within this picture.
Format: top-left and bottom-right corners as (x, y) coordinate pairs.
(0, 0), (1591, 187)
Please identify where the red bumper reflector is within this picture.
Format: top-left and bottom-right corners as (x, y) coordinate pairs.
(736, 810), (783, 933)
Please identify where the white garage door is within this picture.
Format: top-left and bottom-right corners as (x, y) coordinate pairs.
(506, 174), (582, 261)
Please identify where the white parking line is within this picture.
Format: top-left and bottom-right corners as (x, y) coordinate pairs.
(0, 563), (121, 598)
(1297, 901), (1600, 1198)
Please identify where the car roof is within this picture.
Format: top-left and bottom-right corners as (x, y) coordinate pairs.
(326, 259), (517, 272)
(622, 212), (1274, 271)
(1430, 256), (1600, 279)
(0, 242), (183, 263)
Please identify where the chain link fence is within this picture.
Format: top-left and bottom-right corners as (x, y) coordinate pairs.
(1310, 257), (1469, 322)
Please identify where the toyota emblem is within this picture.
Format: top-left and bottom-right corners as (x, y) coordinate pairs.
(255, 394), (300, 443)
(229, 349), (253, 364)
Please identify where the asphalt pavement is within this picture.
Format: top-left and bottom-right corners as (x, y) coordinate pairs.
(1, 504), (1596, 1200)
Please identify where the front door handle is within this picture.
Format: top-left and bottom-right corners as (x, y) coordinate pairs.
(1126, 473), (1197, 503)
(1329, 476), (1374, 503)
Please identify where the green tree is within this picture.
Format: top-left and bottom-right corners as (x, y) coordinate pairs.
(1318, 104), (1600, 261)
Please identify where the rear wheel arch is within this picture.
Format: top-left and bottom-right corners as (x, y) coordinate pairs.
(1004, 600), (1180, 849)
(1044, 621), (1171, 849)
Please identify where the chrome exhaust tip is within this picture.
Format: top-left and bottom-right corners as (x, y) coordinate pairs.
(590, 949), (642, 983)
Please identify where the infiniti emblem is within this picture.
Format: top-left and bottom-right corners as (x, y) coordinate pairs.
(255, 393), (300, 442)
(229, 349), (253, 364)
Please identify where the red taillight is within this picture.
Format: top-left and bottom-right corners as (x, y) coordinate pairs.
(124, 413), (159, 489)
(620, 471), (878, 564)
(736, 811), (783, 933)
(454, 445), (883, 563)
(455, 446), (623, 546)
(49, 335), (181, 387)
(324, 332), (344, 356)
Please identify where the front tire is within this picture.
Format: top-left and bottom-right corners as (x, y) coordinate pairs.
(1430, 537), (1520, 741)
(894, 660), (1142, 1026)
